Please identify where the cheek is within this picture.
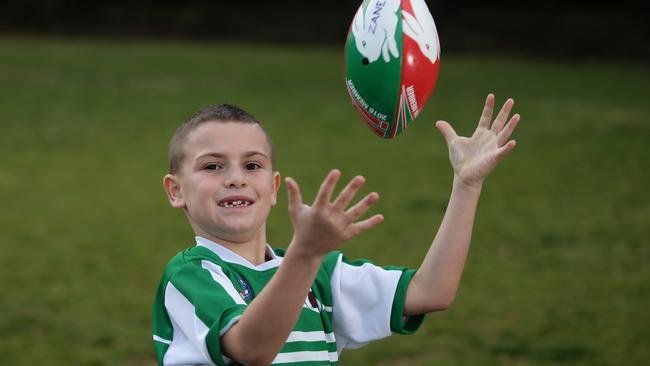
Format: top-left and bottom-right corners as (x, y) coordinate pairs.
(259, 180), (278, 206)
(189, 179), (218, 201)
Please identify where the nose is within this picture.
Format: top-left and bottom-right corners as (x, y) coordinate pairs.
(224, 167), (247, 188)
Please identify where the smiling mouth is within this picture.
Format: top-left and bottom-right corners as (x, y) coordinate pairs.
(218, 200), (253, 208)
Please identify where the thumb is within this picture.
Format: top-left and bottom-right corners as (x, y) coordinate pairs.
(285, 177), (303, 216)
(435, 120), (458, 144)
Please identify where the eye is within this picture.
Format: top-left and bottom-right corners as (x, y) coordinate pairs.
(244, 162), (262, 170)
(203, 163), (222, 171)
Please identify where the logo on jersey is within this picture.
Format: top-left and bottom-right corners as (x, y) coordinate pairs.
(237, 276), (253, 302)
(303, 289), (323, 313)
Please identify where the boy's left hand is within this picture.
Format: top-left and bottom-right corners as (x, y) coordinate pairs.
(435, 94), (521, 188)
(285, 170), (384, 259)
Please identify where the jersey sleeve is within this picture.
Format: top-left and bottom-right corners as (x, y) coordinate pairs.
(328, 253), (425, 351)
(162, 260), (247, 366)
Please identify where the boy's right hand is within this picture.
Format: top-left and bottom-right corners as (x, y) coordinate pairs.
(285, 169), (384, 259)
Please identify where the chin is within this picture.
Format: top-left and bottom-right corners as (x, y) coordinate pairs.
(197, 213), (265, 243)
(216, 224), (260, 243)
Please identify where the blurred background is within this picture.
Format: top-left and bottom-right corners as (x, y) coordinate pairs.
(1, 1), (648, 365)
(2, 0), (649, 60)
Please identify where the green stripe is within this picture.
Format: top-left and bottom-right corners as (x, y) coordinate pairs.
(152, 280), (173, 340)
(153, 251), (187, 365)
(290, 311), (333, 332)
(312, 252), (338, 328)
(390, 269), (425, 334)
(319, 251), (342, 276)
(153, 341), (169, 366)
(219, 307), (245, 335)
(206, 310), (242, 366)
(170, 263), (241, 324)
(169, 262), (248, 365)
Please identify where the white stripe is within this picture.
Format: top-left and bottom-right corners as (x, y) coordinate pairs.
(330, 254), (402, 352)
(322, 305), (333, 312)
(153, 335), (171, 345)
(219, 315), (242, 336)
(163, 283), (214, 365)
(285, 331), (336, 343)
(200, 260), (246, 305)
(272, 351), (338, 364)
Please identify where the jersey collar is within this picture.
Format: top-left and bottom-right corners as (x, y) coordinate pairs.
(195, 236), (282, 271)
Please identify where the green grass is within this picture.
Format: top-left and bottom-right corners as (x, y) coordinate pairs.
(0, 37), (648, 365)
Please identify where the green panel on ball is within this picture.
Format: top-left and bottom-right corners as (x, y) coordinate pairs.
(345, 1), (403, 138)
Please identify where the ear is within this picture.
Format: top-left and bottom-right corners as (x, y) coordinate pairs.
(163, 174), (186, 209)
(270, 171), (281, 206)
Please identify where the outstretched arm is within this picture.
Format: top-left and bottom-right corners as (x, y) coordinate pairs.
(404, 94), (521, 315)
(221, 170), (383, 366)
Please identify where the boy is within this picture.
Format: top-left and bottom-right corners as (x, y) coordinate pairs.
(153, 94), (521, 365)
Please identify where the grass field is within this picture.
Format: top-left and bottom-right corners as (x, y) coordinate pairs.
(0, 37), (648, 365)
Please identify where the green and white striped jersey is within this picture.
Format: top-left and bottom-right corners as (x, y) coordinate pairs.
(152, 237), (424, 365)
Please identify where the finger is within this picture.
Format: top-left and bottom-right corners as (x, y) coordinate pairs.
(314, 169), (341, 207)
(477, 94), (495, 129)
(491, 98), (514, 133)
(435, 120), (458, 144)
(285, 177), (304, 216)
(347, 214), (384, 238)
(333, 175), (365, 210)
(388, 34), (399, 58)
(494, 140), (517, 162)
(382, 42), (390, 62)
(498, 113), (521, 145)
(345, 192), (380, 222)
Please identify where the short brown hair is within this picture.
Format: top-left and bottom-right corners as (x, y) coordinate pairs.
(169, 103), (275, 174)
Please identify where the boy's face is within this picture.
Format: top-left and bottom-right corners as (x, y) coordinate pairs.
(164, 121), (280, 245)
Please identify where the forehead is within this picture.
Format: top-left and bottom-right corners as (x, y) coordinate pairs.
(183, 121), (271, 159)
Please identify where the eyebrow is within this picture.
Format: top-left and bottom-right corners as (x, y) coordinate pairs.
(196, 151), (269, 160)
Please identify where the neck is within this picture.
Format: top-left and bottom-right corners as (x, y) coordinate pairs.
(196, 226), (269, 265)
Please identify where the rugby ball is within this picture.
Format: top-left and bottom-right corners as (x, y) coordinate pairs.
(345, 0), (440, 139)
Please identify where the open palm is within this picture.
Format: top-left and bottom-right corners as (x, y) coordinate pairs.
(436, 94), (521, 187)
